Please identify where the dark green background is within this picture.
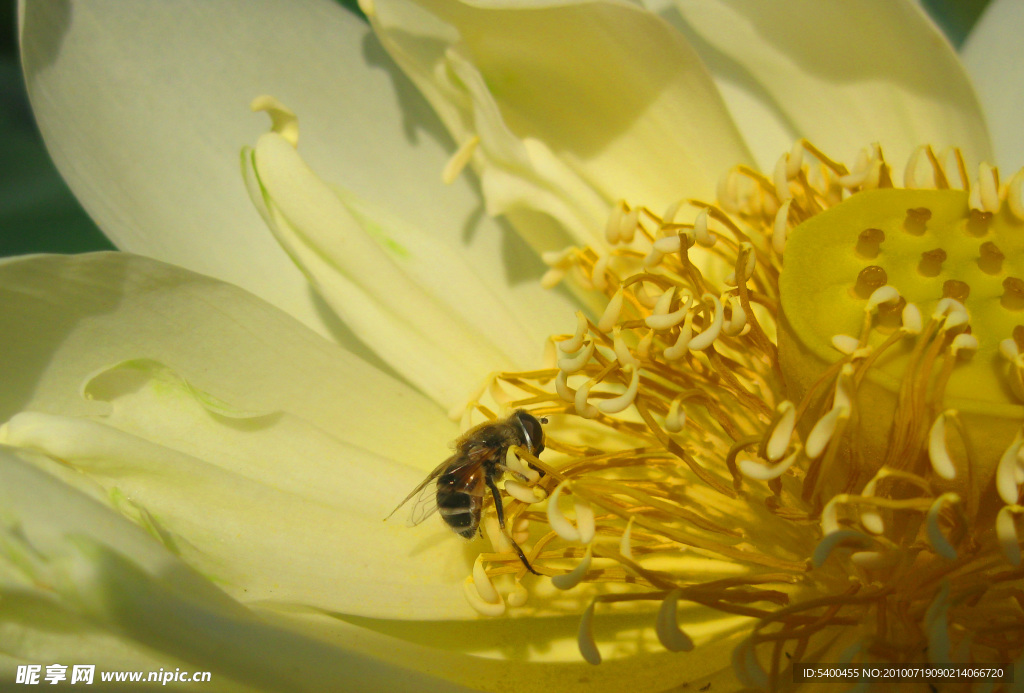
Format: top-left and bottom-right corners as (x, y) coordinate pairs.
(0, 0), (990, 258)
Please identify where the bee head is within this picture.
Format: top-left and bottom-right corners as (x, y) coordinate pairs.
(513, 410), (545, 456)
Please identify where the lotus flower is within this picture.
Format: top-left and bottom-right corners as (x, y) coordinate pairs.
(3, 0), (1023, 690)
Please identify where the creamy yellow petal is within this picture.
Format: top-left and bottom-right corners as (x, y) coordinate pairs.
(962, 0), (1024, 172)
(18, 0), (576, 355)
(247, 132), (541, 408)
(366, 0), (753, 249)
(0, 253), (453, 463)
(0, 449), (474, 692)
(668, 0), (993, 170)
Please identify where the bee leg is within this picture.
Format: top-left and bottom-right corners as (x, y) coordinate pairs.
(485, 475), (541, 576)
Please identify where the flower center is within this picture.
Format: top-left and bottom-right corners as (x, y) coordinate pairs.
(780, 186), (1024, 516)
(459, 142), (1024, 682)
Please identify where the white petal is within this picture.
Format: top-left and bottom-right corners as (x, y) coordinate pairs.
(0, 448), (473, 691)
(0, 253), (479, 618)
(668, 0), (992, 171)
(367, 0), (752, 248)
(248, 131), (538, 408)
(0, 253), (452, 464)
(19, 0), (576, 352)
(961, 0), (1024, 172)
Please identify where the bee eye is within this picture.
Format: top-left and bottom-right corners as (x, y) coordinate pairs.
(517, 412), (545, 456)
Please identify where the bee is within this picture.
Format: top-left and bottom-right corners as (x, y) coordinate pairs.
(387, 410), (546, 574)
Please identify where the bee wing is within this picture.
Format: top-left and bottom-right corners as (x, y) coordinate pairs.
(385, 454), (478, 523)
(407, 481), (441, 527)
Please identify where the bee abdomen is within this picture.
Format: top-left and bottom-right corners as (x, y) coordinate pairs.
(438, 491), (481, 538)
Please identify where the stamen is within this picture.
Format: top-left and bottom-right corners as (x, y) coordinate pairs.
(927, 410), (957, 480)
(505, 446), (540, 483)
(924, 581), (952, 664)
(831, 334), (860, 355)
(577, 601), (602, 665)
(693, 209), (717, 247)
(612, 327), (638, 367)
(996, 505), (1023, 566)
(688, 294), (723, 351)
(552, 545), (593, 590)
(558, 341), (595, 374)
(636, 329), (654, 360)
(1008, 169), (1024, 221)
(656, 590), (695, 652)
(560, 311), (589, 353)
(662, 314), (694, 361)
(812, 529), (873, 567)
(665, 396), (687, 433)
(620, 207), (640, 244)
(540, 267), (566, 289)
(996, 435), (1024, 504)
(441, 135), (480, 184)
(597, 288), (625, 333)
(597, 366), (640, 414)
(774, 152), (793, 201)
(866, 285), (900, 313)
(977, 162), (1000, 213)
(574, 379), (600, 418)
(605, 201), (627, 244)
(646, 288), (692, 330)
(547, 481), (582, 542)
(901, 302), (923, 334)
(619, 516), (636, 560)
(250, 95), (299, 146)
(555, 371), (576, 403)
(765, 401), (796, 461)
(592, 254), (611, 291)
(505, 479), (542, 504)
(575, 499), (596, 544)
(925, 493), (960, 560)
(507, 580), (529, 608)
(738, 446), (799, 481)
(723, 296), (747, 336)
(464, 568), (505, 616)
(772, 199), (792, 254)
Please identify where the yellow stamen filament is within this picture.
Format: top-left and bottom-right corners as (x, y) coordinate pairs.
(997, 435), (1024, 504)
(441, 135), (480, 184)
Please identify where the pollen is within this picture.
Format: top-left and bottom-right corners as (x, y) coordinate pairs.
(467, 141), (1024, 682)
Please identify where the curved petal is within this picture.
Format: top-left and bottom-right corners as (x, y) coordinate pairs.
(666, 0), (993, 171)
(246, 129), (541, 408)
(0, 448), (474, 692)
(0, 253), (453, 462)
(366, 0), (753, 248)
(19, 0), (576, 353)
(961, 0), (1024, 172)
